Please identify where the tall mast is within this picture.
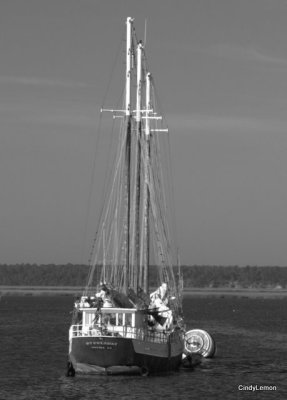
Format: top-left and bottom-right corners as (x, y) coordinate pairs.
(136, 41), (143, 123)
(125, 17), (133, 117)
(142, 72), (151, 292)
(124, 17), (133, 293)
(131, 40), (143, 292)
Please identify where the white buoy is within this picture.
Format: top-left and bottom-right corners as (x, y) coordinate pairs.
(184, 329), (216, 358)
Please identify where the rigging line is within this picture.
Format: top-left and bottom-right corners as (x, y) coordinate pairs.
(154, 128), (173, 254)
(90, 117), (127, 266)
(88, 91), (125, 266)
(85, 114), (117, 283)
(115, 142), (126, 271)
(152, 79), (179, 252)
(161, 133), (180, 261)
(82, 37), (125, 269)
(102, 117), (125, 233)
(110, 138), (124, 269)
(153, 134), (166, 211)
(151, 79), (179, 255)
(80, 109), (104, 267)
(154, 166), (173, 259)
(151, 130), (172, 257)
(149, 146), (175, 276)
(148, 165), (168, 265)
(150, 74), (166, 125)
(85, 116), (127, 292)
(152, 122), (176, 253)
(105, 132), (126, 266)
(101, 30), (125, 109)
(105, 216), (117, 274)
(139, 133), (150, 268)
(111, 197), (119, 279)
(99, 88), (125, 217)
(140, 100), (174, 279)
(88, 38), (126, 266)
(166, 127), (180, 253)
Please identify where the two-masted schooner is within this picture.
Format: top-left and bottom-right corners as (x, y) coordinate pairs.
(67, 17), (214, 376)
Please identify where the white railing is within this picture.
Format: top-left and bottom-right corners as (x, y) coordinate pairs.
(69, 324), (181, 344)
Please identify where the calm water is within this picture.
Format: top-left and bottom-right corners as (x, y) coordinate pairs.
(0, 295), (286, 399)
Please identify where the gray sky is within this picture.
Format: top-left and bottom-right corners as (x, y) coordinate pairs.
(1, 0), (287, 266)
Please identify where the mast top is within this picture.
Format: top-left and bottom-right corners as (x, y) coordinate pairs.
(125, 17), (134, 116)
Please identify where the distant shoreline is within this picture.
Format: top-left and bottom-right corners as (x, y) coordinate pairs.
(183, 288), (287, 298)
(0, 286), (286, 298)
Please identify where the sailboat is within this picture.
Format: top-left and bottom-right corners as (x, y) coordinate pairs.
(67, 17), (214, 376)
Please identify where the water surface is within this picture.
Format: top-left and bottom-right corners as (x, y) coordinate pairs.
(1, 295), (286, 399)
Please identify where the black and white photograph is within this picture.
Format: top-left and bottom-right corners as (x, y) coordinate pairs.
(0, 1), (287, 398)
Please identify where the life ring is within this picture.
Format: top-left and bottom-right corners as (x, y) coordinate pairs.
(184, 329), (216, 358)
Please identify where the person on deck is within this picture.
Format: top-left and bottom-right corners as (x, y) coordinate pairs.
(95, 284), (113, 307)
(149, 283), (174, 330)
(150, 282), (169, 305)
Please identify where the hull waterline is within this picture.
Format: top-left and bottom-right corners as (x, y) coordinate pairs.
(69, 331), (183, 375)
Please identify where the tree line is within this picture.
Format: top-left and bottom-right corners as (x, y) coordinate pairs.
(0, 264), (286, 289)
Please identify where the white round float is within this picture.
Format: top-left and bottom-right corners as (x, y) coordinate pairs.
(184, 329), (216, 358)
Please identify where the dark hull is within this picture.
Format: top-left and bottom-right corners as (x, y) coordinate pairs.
(69, 333), (183, 375)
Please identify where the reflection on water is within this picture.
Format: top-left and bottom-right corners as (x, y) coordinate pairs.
(0, 295), (287, 399)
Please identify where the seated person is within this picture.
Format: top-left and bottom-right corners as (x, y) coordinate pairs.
(95, 284), (113, 307)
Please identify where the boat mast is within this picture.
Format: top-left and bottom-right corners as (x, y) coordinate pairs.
(124, 17), (133, 293)
(142, 72), (152, 292)
(131, 40), (143, 292)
